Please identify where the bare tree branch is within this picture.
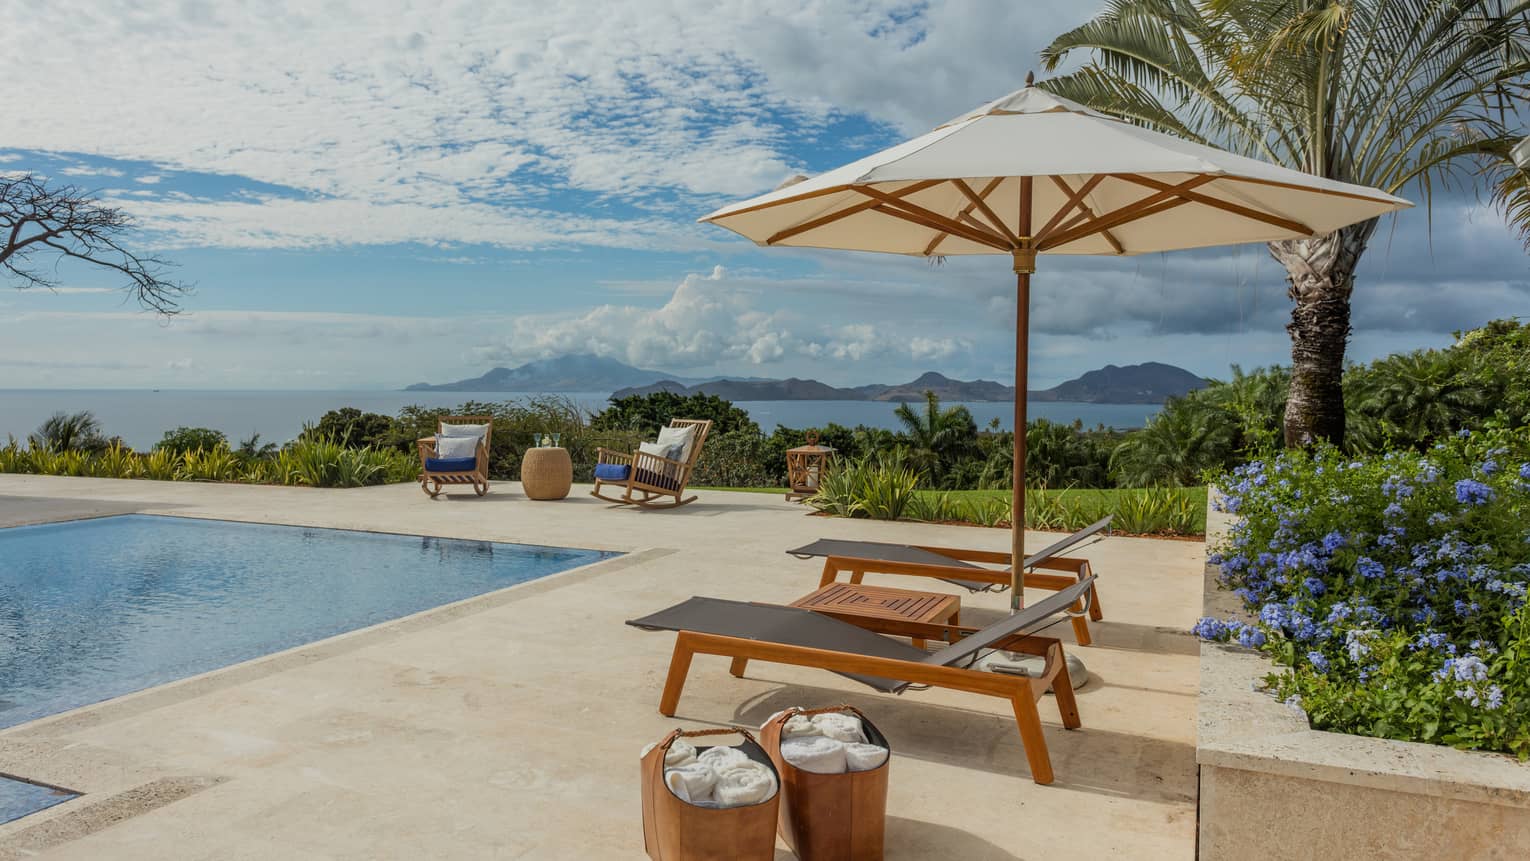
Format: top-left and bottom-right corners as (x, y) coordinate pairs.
(0, 173), (190, 314)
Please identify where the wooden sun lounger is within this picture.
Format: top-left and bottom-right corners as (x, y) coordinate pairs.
(627, 577), (1095, 785)
(784, 515), (1112, 645)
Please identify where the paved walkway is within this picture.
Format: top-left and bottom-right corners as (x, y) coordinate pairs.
(0, 476), (1203, 859)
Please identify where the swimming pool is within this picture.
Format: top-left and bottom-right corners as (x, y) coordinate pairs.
(0, 515), (615, 730)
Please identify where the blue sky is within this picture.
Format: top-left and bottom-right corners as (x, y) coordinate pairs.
(1, 0), (1525, 390)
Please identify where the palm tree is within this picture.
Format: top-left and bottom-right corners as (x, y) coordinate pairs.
(32, 411), (108, 453)
(1346, 350), (1490, 446)
(1111, 397), (1237, 486)
(892, 391), (980, 486)
(1042, 0), (1530, 448)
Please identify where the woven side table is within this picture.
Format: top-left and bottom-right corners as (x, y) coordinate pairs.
(520, 447), (572, 500)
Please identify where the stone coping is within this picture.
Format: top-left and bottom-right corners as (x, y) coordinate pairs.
(1198, 504), (1530, 810)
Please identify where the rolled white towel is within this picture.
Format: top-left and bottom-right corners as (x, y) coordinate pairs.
(713, 761), (778, 808)
(810, 711), (866, 743)
(843, 742), (889, 772)
(641, 738), (698, 767)
(781, 714), (822, 738)
(696, 745), (749, 771)
(779, 735), (847, 774)
(664, 762), (717, 804)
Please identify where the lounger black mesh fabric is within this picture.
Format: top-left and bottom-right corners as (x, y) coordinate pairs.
(627, 597), (926, 692)
(784, 515), (1114, 593)
(626, 575), (1096, 694)
(919, 576), (1094, 668)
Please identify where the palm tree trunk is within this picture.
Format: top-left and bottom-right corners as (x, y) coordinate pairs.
(1267, 221), (1375, 448)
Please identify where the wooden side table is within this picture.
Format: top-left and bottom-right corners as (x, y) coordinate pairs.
(520, 447), (572, 500)
(790, 582), (960, 648)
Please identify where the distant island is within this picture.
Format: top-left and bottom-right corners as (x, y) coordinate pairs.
(407, 354), (1208, 404)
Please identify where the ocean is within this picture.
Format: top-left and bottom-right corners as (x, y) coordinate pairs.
(0, 390), (1161, 450)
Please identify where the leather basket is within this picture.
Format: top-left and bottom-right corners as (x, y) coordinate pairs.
(640, 727), (781, 861)
(759, 705), (890, 861)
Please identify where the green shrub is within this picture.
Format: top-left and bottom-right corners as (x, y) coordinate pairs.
(591, 392), (758, 437)
(691, 430), (773, 487)
(305, 407), (395, 449)
(156, 427), (229, 456)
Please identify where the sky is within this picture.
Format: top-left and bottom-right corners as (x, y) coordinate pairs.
(1, 0), (1526, 391)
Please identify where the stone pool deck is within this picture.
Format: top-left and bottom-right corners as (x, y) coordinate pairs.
(0, 476), (1203, 859)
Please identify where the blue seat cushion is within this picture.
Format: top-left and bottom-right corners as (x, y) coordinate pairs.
(595, 462), (632, 482)
(425, 456), (478, 472)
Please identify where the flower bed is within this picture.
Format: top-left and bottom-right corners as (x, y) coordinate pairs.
(1196, 428), (1530, 757)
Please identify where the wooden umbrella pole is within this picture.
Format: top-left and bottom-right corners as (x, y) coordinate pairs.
(1011, 266), (1030, 610)
(1011, 175), (1034, 611)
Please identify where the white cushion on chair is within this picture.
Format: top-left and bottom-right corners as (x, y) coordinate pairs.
(638, 440), (681, 477)
(436, 435), (479, 459)
(656, 424), (697, 465)
(439, 422), (489, 440)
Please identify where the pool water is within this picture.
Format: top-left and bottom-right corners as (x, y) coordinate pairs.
(0, 515), (615, 730)
(0, 776), (78, 825)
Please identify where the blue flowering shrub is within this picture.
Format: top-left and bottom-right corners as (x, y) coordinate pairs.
(1199, 428), (1530, 757)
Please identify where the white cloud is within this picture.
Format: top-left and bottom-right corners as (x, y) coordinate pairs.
(59, 165), (126, 177)
(473, 266), (973, 372)
(2, 1), (1086, 251)
(133, 174), (163, 184)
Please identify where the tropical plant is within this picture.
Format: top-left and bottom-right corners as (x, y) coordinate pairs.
(236, 432), (279, 460)
(892, 391), (981, 487)
(32, 410), (110, 453)
(155, 426), (228, 456)
(140, 448), (181, 480)
(907, 490), (963, 523)
(1110, 396), (1237, 486)
(179, 446), (244, 482)
(808, 455), (924, 520)
(91, 442), (141, 479)
(1346, 350), (1490, 450)
(1043, 0), (1530, 448)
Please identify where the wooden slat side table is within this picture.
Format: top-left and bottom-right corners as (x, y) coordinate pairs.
(790, 582), (960, 648)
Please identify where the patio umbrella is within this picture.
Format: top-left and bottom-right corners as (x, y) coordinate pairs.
(700, 77), (1410, 609)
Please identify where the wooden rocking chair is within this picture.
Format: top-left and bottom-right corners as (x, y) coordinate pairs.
(417, 415), (492, 497)
(591, 418), (712, 509)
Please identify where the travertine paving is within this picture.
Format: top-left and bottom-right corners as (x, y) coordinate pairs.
(0, 475), (1203, 859)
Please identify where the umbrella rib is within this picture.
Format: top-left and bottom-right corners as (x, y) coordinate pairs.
(869, 202), (1012, 252)
(1036, 175), (1121, 253)
(951, 178), (1020, 246)
(854, 187), (1012, 251)
(925, 177), (1004, 255)
(765, 180), (943, 245)
(1039, 175), (1215, 251)
(1116, 174), (1313, 235)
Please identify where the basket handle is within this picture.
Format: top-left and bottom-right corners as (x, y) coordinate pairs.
(660, 725), (760, 751)
(777, 704), (869, 721)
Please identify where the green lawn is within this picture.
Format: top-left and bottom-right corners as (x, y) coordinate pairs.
(694, 484), (1207, 535)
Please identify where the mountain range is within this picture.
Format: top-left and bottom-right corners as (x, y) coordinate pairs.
(406, 355), (1208, 404)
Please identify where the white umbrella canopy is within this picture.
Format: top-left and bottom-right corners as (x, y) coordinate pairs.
(701, 81), (1410, 608)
